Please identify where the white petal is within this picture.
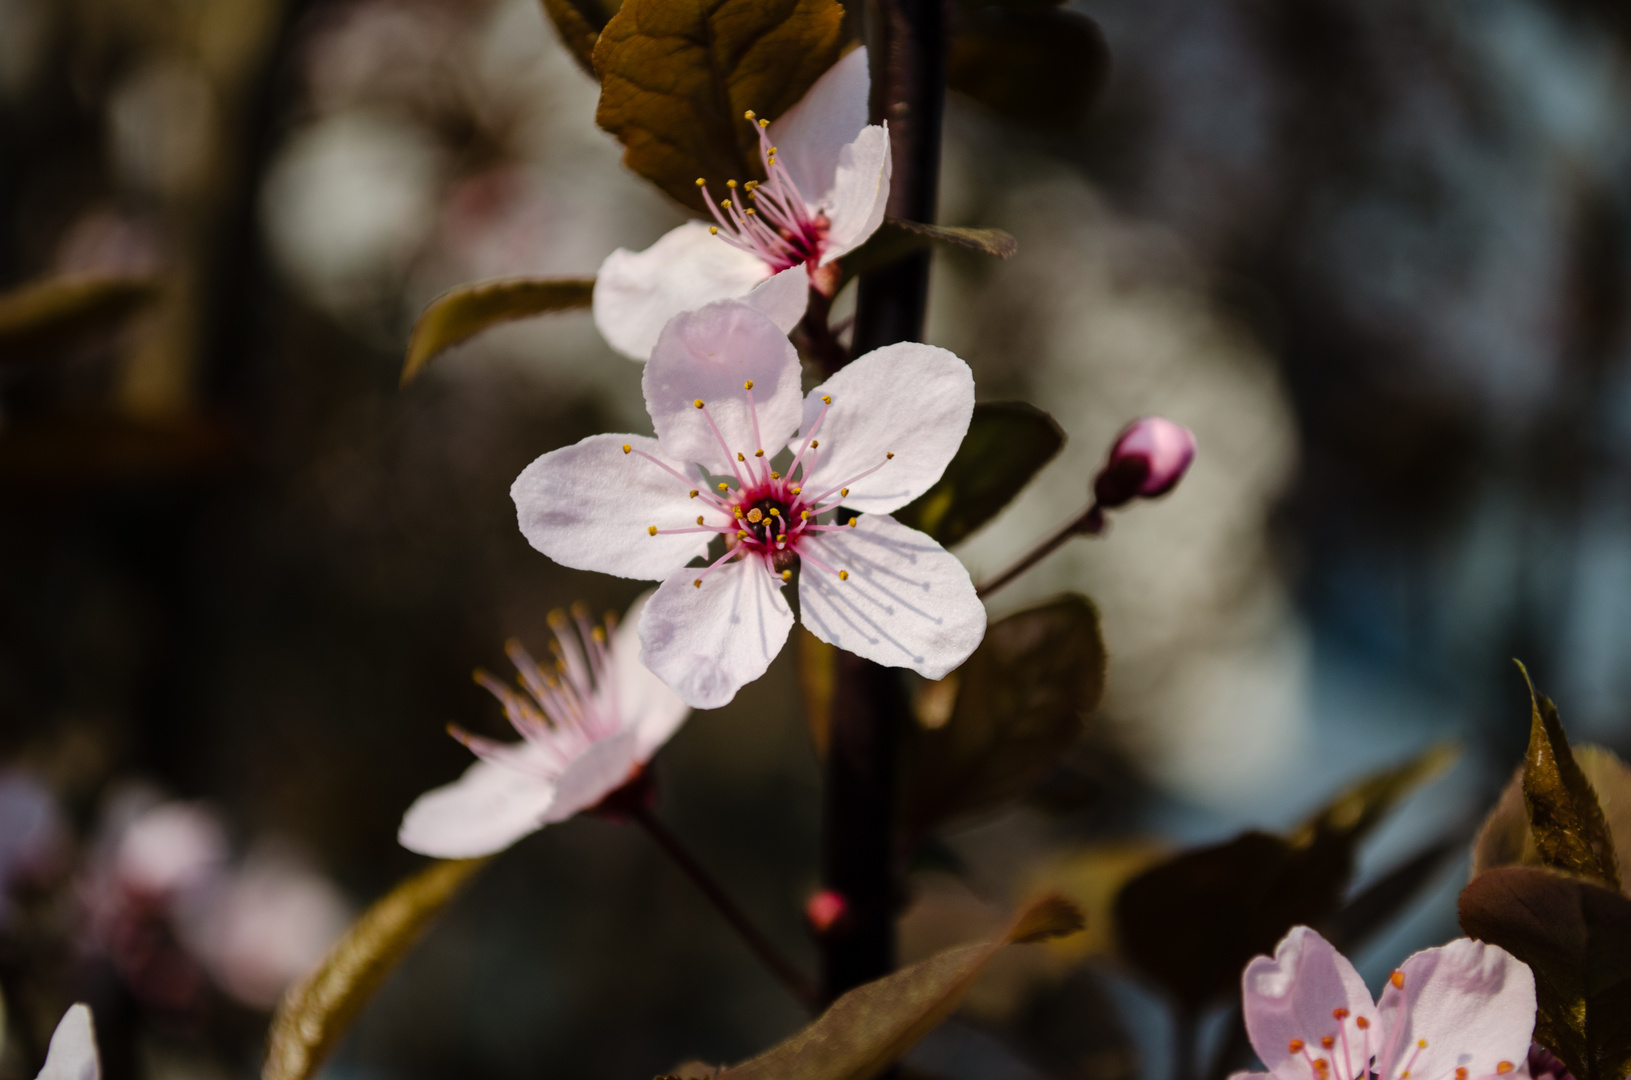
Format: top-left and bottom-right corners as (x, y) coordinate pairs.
(610, 591), (692, 760)
(397, 757), (557, 858)
(512, 433), (717, 581)
(797, 514), (985, 679)
(643, 300), (804, 473)
(819, 124), (891, 262)
(1377, 938), (1536, 1080)
(541, 731), (641, 822)
(1241, 927), (1378, 1080)
(639, 558), (795, 709)
(38, 1006), (99, 1080)
(768, 47), (871, 213)
(741, 262), (810, 332)
(794, 342), (974, 515)
(594, 222), (774, 361)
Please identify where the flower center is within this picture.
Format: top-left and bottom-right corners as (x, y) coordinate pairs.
(696, 112), (828, 274)
(626, 383), (896, 589)
(1279, 979), (1515, 1080)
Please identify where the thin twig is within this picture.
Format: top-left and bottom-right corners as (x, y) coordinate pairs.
(631, 805), (819, 1011)
(975, 503), (1105, 599)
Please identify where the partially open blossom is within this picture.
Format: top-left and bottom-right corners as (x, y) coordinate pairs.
(593, 48), (891, 360)
(512, 300), (986, 709)
(398, 596), (690, 858)
(1231, 927), (1535, 1080)
(1093, 415), (1196, 508)
(37, 1005), (99, 1080)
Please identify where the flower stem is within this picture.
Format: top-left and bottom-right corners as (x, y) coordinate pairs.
(629, 804), (819, 1010)
(975, 503), (1106, 599)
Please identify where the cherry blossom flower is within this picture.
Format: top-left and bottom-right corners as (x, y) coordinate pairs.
(1231, 927), (1536, 1080)
(593, 48), (891, 360)
(512, 299), (986, 709)
(398, 596), (690, 858)
(1093, 415), (1196, 508)
(37, 1005), (99, 1080)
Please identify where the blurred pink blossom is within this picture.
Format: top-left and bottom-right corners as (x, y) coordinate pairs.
(1094, 416), (1196, 508)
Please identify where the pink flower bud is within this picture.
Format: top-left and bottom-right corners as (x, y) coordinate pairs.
(1093, 416), (1196, 509)
(805, 889), (848, 934)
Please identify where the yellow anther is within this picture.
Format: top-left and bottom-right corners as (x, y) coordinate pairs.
(1288, 1042), (1304, 1055)
(591, 626), (606, 643)
(791, 486), (801, 494)
(737, 530), (747, 539)
(745, 180), (758, 190)
(810, 439), (819, 448)
(622, 443), (631, 454)
(1355, 1018), (1370, 1030)
(1417, 1041), (1427, 1050)
(776, 533), (786, 543)
(733, 506), (743, 517)
(745, 208), (756, 215)
(1332, 1009), (1349, 1021)
(694, 399), (705, 408)
(727, 179), (737, 188)
(647, 526), (657, 536)
(547, 608), (568, 628)
(1390, 972), (1404, 989)
(737, 452), (745, 461)
(709, 226), (719, 235)
(1321, 1038), (1334, 1050)
(744, 110), (756, 120)
(696, 177), (706, 186)
(770, 470), (780, 479)
(886, 451), (895, 459)
(840, 487), (849, 496)
(800, 510), (810, 520)
(821, 395), (831, 404)
(693, 579), (702, 588)
(847, 518), (856, 527)
(569, 601), (589, 619)
(769, 146), (777, 154)
(747, 508), (763, 523)
(839, 570), (849, 581)
(755, 448), (765, 457)
(1497, 1065), (1514, 1075)
(759, 118), (768, 128)
(780, 569), (792, 581)
(689, 490), (699, 498)
(768, 508), (780, 517)
(696, 515), (705, 525)
(722, 199), (732, 209)
(718, 482), (729, 491)
(744, 379), (754, 389)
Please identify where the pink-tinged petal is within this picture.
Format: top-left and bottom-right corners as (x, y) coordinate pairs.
(797, 514), (985, 679)
(643, 301), (803, 472)
(38, 1005), (99, 1080)
(768, 47), (871, 212)
(1377, 939), (1535, 1080)
(540, 731), (641, 822)
(1242, 927), (1378, 1080)
(610, 591), (692, 760)
(397, 756), (559, 857)
(639, 558), (795, 709)
(512, 433), (713, 581)
(795, 342), (974, 515)
(594, 222), (773, 361)
(819, 123), (891, 262)
(741, 262), (811, 332)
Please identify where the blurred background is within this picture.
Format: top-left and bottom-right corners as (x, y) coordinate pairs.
(0, 0), (1628, 1077)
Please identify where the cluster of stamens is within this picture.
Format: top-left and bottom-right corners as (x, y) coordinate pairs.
(1282, 973), (1514, 1080)
(695, 112), (827, 273)
(450, 605), (623, 776)
(625, 381), (896, 589)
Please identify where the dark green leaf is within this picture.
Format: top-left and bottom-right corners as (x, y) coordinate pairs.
(1516, 663), (1621, 890)
(718, 895), (1083, 1080)
(593, 0), (846, 212)
(540, 0), (616, 75)
(0, 274), (161, 362)
(263, 858), (488, 1080)
(402, 276), (594, 385)
(894, 402), (1064, 546)
(902, 595), (1105, 838)
(948, 8), (1111, 130)
(1474, 746), (1631, 886)
(1460, 866), (1631, 1080)
(1115, 745), (1455, 1009)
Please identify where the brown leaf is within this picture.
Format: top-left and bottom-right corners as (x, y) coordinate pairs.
(263, 859), (488, 1080)
(1472, 745), (1631, 890)
(883, 219), (1016, 258)
(0, 274), (162, 361)
(593, 0), (846, 212)
(1517, 663), (1621, 890)
(401, 277), (594, 386)
(718, 895), (1083, 1080)
(539, 0), (615, 75)
(1460, 866), (1631, 1080)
